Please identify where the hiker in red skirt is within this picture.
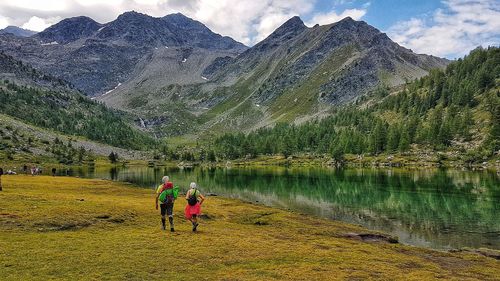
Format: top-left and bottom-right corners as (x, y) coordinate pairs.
(185, 182), (205, 232)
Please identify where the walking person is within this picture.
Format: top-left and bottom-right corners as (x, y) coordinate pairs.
(155, 176), (178, 232)
(185, 182), (205, 232)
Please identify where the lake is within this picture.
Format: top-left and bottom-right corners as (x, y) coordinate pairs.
(49, 165), (499, 250)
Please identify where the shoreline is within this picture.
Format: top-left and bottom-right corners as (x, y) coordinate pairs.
(2, 153), (500, 173)
(1, 175), (499, 280)
(2, 138), (499, 171)
(1, 170), (499, 253)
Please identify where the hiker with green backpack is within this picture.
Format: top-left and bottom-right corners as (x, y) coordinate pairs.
(155, 176), (179, 232)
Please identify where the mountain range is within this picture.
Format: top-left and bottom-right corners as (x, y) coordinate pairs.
(0, 11), (448, 139)
(0, 11), (246, 97)
(0, 26), (37, 37)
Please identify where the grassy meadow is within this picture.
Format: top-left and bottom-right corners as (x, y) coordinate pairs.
(0, 175), (499, 280)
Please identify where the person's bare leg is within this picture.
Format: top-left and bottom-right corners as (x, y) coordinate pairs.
(191, 215), (198, 231)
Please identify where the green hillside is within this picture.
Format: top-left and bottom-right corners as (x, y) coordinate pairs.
(212, 47), (499, 163)
(99, 17), (447, 138)
(0, 53), (156, 151)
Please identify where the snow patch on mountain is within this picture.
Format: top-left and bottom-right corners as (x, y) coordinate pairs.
(41, 41), (58, 46)
(102, 83), (122, 96)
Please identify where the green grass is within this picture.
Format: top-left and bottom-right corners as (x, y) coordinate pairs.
(1, 175), (499, 280)
(269, 45), (358, 122)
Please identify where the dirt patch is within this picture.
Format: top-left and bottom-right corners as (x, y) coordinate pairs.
(450, 248), (500, 260)
(340, 232), (398, 244)
(96, 215), (110, 219)
(35, 221), (92, 231)
(199, 214), (215, 220)
(395, 247), (483, 278)
(400, 261), (424, 269)
(109, 218), (125, 224)
(0, 213), (20, 219)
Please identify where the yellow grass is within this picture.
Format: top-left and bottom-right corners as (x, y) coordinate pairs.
(0, 175), (498, 280)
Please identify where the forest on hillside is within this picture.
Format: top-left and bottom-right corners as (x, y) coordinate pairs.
(0, 81), (155, 150)
(212, 47), (499, 162)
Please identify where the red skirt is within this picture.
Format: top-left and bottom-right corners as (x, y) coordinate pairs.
(184, 203), (201, 219)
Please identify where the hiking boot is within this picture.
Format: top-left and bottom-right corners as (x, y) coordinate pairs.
(162, 225), (166, 230)
(192, 223), (199, 232)
(170, 228), (175, 232)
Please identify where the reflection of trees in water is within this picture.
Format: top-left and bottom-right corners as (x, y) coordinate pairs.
(194, 167), (500, 249)
(59, 165), (499, 249)
(109, 167), (118, 180)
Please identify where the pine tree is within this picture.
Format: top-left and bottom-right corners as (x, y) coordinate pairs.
(77, 146), (86, 163)
(207, 150), (217, 162)
(399, 126), (411, 152)
(387, 125), (400, 152)
(370, 120), (387, 154)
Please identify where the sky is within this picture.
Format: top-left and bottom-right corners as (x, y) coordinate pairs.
(0, 0), (498, 59)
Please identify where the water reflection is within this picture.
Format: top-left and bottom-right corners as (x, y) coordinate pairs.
(48, 166), (499, 250)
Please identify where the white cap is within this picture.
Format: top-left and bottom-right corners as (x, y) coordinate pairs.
(162, 176), (169, 183)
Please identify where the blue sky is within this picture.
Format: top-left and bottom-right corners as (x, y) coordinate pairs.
(304, 0), (499, 58)
(333, 0), (443, 30)
(0, 0), (498, 59)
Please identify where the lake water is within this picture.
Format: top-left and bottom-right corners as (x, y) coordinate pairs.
(51, 165), (499, 250)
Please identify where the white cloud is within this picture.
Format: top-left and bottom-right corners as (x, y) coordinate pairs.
(306, 8), (367, 26)
(22, 16), (61, 32)
(0, 0), (316, 44)
(387, 0), (500, 58)
(190, 0), (315, 45)
(4, 0), (68, 11)
(0, 16), (9, 29)
(0, 0), (369, 44)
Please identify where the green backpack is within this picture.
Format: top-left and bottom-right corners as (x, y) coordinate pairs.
(158, 185), (179, 203)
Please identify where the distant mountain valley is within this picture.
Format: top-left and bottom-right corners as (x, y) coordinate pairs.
(0, 11), (448, 139)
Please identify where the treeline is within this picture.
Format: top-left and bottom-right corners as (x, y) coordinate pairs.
(48, 137), (90, 165)
(0, 81), (156, 150)
(213, 47), (499, 161)
(0, 124), (90, 164)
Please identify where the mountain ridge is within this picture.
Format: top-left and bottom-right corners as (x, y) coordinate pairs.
(0, 26), (37, 37)
(99, 14), (449, 137)
(0, 11), (248, 96)
(0, 12), (448, 139)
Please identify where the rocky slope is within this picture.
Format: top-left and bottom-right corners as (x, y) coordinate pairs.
(199, 17), (448, 118)
(101, 16), (448, 137)
(0, 13), (448, 139)
(0, 11), (247, 96)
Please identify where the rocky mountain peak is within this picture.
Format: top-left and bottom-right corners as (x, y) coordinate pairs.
(272, 16), (306, 37)
(338, 16), (355, 23)
(34, 16), (102, 44)
(115, 10), (152, 22)
(163, 12), (209, 32)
